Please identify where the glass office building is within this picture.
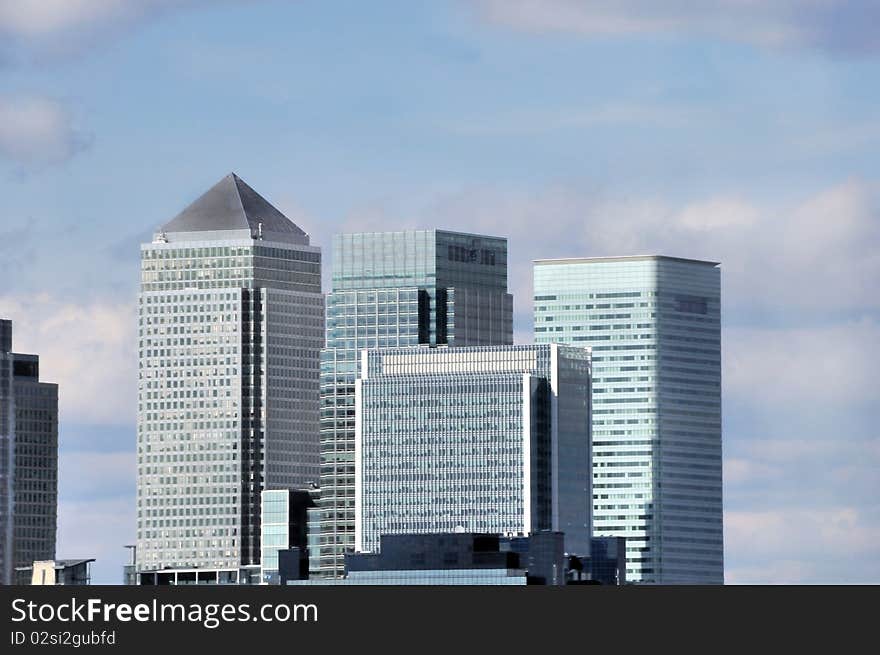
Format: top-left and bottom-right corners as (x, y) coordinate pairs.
(136, 174), (324, 583)
(533, 256), (722, 584)
(259, 488), (314, 584)
(0, 319), (58, 586)
(260, 489), (290, 584)
(313, 230), (513, 577)
(354, 344), (592, 557)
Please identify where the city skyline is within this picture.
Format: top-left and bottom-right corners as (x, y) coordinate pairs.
(1, 1), (877, 584)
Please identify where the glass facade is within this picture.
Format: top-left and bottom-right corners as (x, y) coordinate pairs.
(313, 230), (514, 577)
(260, 489), (290, 584)
(136, 176), (324, 578)
(288, 568), (527, 585)
(354, 344), (592, 557)
(534, 256), (723, 584)
(584, 536), (627, 585)
(290, 531), (608, 586)
(0, 320), (58, 585)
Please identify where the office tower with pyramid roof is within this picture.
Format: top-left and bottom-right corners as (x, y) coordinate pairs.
(135, 174), (323, 584)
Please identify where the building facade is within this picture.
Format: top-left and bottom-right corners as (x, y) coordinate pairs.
(0, 319), (58, 586)
(135, 173), (324, 583)
(288, 532), (621, 586)
(354, 344), (592, 557)
(123, 545), (137, 585)
(581, 536), (627, 585)
(312, 230), (513, 577)
(533, 256), (722, 584)
(260, 488), (314, 584)
(21, 559), (93, 585)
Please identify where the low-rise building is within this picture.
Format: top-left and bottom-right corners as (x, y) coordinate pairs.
(18, 559), (94, 585)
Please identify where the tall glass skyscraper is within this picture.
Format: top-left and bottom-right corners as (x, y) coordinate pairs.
(136, 173), (324, 584)
(312, 230), (513, 577)
(533, 256), (722, 584)
(354, 344), (592, 557)
(0, 319), (58, 586)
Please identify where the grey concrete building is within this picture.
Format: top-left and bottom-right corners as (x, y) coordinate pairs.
(0, 319), (59, 585)
(135, 173), (324, 584)
(18, 558), (94, 585)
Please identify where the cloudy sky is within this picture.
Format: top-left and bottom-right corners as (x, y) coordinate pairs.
(1, 0), (878, 584)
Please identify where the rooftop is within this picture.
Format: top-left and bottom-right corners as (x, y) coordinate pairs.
(159, 173), (309, 244)
(533, 255), (720, 267)
(333, 228), (507, 242)
(16, 558), (95, 571)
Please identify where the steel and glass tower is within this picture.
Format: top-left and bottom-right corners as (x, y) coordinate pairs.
(312, 230), (513, 577)
(354, 344), (592, 557)
(136, 173), (324, 584)
(533, 256), (722, 584)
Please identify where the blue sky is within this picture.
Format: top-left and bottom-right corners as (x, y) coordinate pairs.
(1, 0), (878, 584)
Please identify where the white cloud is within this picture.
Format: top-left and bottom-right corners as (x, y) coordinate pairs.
(723, 430), (880, 583)
(0, 95), (90, 167)
(0, 1), (265, 52)
(724, 457), (781, 486)
(0, 0), (132, 37)
(724, 435), (880, 513)
(0, 0), (201, 38)
(477, 0), (880, 54)
(676, 197), (760, 232)
(725, 559), (819, 585)
(0, 294), (136, 424)
(736, 436), (879, 465)
(724, 319), (879, 407)
(724, 507), (880, 583)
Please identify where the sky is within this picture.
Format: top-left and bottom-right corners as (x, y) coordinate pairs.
(0, 0), (878, 584)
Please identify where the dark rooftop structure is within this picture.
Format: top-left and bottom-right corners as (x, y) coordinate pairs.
(285, 532), (625, 585)
(346, 533), (521, 574)
(580, 536), (627, 586)
(0, 319), (10, 353)
(158, 173), (309, 244)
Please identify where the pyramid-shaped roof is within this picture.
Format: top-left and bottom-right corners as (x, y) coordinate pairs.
(161, 173), (308, 243)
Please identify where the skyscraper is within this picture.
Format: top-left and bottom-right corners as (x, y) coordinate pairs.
(0, 319), (58, 586)
(354, 344), (592, 557)
(533, 256), (722, 584)
(136, 173), (324, 584)
(312, 230), (513, 577)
